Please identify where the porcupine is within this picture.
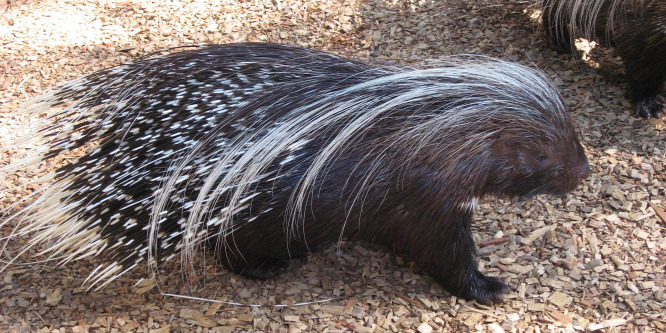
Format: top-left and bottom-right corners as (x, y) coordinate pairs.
(0, 43), (589, 303)
(540, 0), (666, 118)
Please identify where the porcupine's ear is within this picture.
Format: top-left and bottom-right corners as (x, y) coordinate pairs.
(491, 131), (520, 161)
(492, 130), (552, 169)
(489, 130), (551, 178)
(477, 131), (517, 195)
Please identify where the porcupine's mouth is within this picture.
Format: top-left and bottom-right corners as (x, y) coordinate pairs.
(504, 189), (565, 205)
(498, 180), (574, 201)
(554, 163), (590, 195)
(523, 176), (585, 199)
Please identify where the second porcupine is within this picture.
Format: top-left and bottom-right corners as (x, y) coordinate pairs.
(1, 43), (589, 304)
(540, 0), (666, 119)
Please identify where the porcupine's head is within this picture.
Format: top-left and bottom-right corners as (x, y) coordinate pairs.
(474, 68), (590, 199)
(370, 57), (590, 206)
(484, 110), (589, 199)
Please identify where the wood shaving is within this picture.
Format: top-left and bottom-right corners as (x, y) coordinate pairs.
(1, 0), (664, 332)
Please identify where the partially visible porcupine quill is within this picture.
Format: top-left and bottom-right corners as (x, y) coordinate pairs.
(0, 43), (589, 304)
(540, 0), (666, 118)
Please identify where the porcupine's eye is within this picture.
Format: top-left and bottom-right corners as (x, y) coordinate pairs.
(535, 153), (548, 163)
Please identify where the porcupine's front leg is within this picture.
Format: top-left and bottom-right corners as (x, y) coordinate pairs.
(426, 213), (509, 304)
(608, 8), (666, 119)
(384, 208), (509, 304)
(621, 51), (666, 119)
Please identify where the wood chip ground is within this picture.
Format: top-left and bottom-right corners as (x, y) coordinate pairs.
(0, 0), (664, 332)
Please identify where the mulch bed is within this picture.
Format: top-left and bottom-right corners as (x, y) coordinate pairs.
(0, 0), (664, 332)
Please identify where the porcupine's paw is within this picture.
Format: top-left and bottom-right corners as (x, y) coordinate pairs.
(457, 271), (510, 304)
(634, 95), (664, 119)
(237, 258), (290, 280)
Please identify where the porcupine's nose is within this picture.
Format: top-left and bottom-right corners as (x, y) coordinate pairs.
(578, 160), (590, 180)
